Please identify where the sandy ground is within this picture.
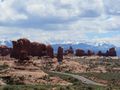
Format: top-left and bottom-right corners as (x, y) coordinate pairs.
(0, 56), (120, 85)
(0, 59), (72, 85)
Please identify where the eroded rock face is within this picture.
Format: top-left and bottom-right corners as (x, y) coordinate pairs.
(75, 49), (95, 57)
(108, 47), (117, 56)
(46, 45), (54, 58)
(30, 42), (41, 57)
(11, 38), (47, 60)
(17, 38), (31, 54)
(97, 51), (102, 56)
(18, 50), (29, 61)
(105, 50), (109, 56)
(10, 38), (55, 61)
(97, 47), (117, 57)
(10, 38), (31, 60)
(75, 49), (85, 56)
(64, 46), (74, 55)
(87, 50), (95, 56)
(97, 51), (106, 56)
(0, 45), (11, 56)
(30, 42), (47, 57)
(10, 41), (18, 58)
(57, 47), (63, 62)
(97, 50), (108, 56)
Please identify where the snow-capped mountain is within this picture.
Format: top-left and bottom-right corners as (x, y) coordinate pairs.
(52, 42), (114, 52)
(52, 41), (120, 56)
(0, 39), (13, 47)
(0, 39), (119, 56)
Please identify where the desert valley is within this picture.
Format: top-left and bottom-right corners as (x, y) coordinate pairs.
(0, 0), (120, 90)
(0, 38), (120, 90)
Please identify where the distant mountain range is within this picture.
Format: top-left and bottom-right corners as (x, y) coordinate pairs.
(52, 42), (120, 56)
(0, 40), (120, 56)
(0, 40), (13, 47)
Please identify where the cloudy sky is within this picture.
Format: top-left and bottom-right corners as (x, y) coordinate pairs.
(0, 0), (120, 46)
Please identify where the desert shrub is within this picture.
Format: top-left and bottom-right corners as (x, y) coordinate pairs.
(3, 85), (21, 90)
(3, 76), (24, 85)
(0, 64), (9, 70)
(2, 85), (52, 90)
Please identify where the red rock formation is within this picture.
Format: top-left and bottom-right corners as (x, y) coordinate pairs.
(46, 45), (54, 58)
(0, 45), (11, 56)
(40, 43), (47, 56)
(97, 51), (103, 56)
(105, 50), (109, 56)
(87, 50), (94, 56)
(11, 38), (55, 60)
(30, 42), (46, 57)
(64, 46), (74, 55)
(75, 49), (85, 56)
(30, 42), (41, 56)
(108, 47), (117, 56)
(57, 46), (63, 62)
(17, 38), (31, 54)
(97, 48), (116, 57)
(18, 50), (29, 61)
(10, 38), (31, 60)
(10, 41), (20, 59)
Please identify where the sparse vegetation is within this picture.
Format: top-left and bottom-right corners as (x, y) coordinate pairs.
(75, 72), (120, 81)
(0, 53), (120, 90)
(0, 83), (107, 90)
(0, 85), (53, 90)
(0, 64), (9, 70)
(70, 72), (120, 89)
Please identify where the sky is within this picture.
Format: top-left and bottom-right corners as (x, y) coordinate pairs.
(0, 0), (120, 46)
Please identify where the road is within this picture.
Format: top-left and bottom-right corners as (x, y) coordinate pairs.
(50, 71), (106, 86)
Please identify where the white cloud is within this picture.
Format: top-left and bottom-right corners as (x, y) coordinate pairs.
(104, 0), (120, 15)
(0, 26), (87, 44)
(25, 0), (104, 20)
(25, 0), (79, 19)
(72, 9), (120, 31)
(0, 25), (120, 46)
(93, 35), (120, 47)
(0, 0), (120, 46)
(0, 0), (27, 22)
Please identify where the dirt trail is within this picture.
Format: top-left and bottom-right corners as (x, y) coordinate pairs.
(50, 71), (106, 86)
